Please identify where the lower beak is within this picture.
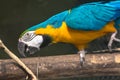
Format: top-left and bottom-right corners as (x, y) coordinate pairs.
(18, 41), (39, 57)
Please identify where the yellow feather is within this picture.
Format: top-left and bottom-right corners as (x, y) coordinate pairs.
(35, 21), (116, 50)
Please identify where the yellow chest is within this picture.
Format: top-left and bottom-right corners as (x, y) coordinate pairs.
(35, 22), (116, 50)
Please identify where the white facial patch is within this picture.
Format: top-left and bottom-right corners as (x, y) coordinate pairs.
(23, 35), (43, 49)
(19, 31), (43, 49)
(18, 31), (44, 56)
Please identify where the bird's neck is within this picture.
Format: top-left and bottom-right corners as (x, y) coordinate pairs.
(35, 23), (66, 43)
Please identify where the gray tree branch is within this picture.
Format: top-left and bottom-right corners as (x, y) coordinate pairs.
(0, 53), (120, 80)
(0, 39), (38, 80)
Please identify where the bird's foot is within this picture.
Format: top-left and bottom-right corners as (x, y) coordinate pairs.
(78, 50), (86, 66)
(108, 31), (120, 52)
(80, 57), (85, 66)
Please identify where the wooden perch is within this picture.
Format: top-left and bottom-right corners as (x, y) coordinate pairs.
(0, 40), (38, 80)
(0, 53), (120, 80)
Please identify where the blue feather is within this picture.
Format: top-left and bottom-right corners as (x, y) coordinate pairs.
(28, 11), (68, 31)
(27, 0), (120, 31)
(115, 18), (120, 28)
(65, 1), (120, 30)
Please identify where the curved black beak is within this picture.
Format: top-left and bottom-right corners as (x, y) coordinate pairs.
(18, 41), (26, 57)
(18, 41), (39, 57)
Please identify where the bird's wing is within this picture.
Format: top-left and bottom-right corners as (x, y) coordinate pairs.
(27, 11), (68, 31)
(65, 1), (120, 30)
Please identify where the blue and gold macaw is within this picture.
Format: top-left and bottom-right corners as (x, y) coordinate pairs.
(18, 0), (120, 65)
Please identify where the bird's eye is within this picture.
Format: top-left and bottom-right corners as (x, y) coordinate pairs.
(26, 33), (29, 36)
(22, 31), (36, 42)
(22, 33), (31, 41)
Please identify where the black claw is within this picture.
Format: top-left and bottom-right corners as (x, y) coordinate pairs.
(80, 61), (84, 66)
(108, 46), (111, 51)
(109, 51), (113, 54)
(83, 57), (85, 62)
(108, 46), (113, 53)
(108, 48), (114, 54)
(80, 57), (85, 66)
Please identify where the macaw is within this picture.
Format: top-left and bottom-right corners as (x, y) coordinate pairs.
(18, 0), (120, 65)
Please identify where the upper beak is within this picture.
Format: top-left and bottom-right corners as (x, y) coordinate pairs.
(18, 41), (39, 57)
(18, 41), (26, 57)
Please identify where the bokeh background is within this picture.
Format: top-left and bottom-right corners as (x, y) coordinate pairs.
(0, 0), (99, 58)
(0, 0), (120, 80)
(0, 0), (120, 58)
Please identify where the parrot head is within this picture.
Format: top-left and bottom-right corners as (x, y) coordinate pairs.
(18, 31), (52, 57)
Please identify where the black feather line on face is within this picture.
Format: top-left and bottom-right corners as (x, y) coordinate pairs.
(40, 35), (52, 48)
